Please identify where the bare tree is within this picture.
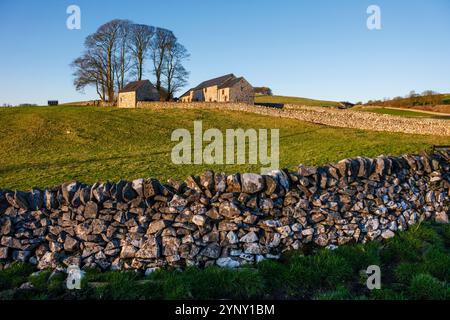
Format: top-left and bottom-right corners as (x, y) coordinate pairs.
(151, 28), (176, 92)
(408, 90), (418, 98)
(72, 20), (190, 103)
(71, 52), (107, 101)
(422, 90), (436, 96)
(407, 90), (420, 106)
(163, 42), (189, 100)
(72, 19), (132, 102)
(421, 90), (441, 105)
(254, 87), (273, 96)
(84, 19), (126, 102)
(113, 20), (133, 91)
(129, 24), (155, 81)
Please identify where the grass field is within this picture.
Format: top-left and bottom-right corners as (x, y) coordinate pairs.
(355, 107), (431, 118)
(372, 93), (450, 109)
(255, 95), (341, 107)
(354, 106), (450, 120)
(0, 105), (448, 190)
(1, 222), (449, 300)
(0, 105), (449, 301)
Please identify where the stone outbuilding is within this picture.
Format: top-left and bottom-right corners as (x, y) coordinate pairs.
(179, 74), (254, 104)
(118, 80), (160, 108)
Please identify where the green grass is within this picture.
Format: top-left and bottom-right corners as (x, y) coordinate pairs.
(369, 93), (450, 108)
(356, 106), (450, 120)
(408, 274), (450, 300)
(1, 105), (448, 300)
(0, 262), (35, 291)
(255, 95), (341, 107)
(356, 107), (430, 118)
(0, 105), (448, 190)
(1, 222), (449, 300)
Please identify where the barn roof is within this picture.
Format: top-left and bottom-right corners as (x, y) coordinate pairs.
(192, 74), (236, 90)
(119, 80), (153, 93)
(179, 88), (193, 98)
(218, 77), (244, 89)
(179, 74), (250, 98)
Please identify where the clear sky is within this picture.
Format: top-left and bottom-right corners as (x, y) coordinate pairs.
(1, 0), (449, 105)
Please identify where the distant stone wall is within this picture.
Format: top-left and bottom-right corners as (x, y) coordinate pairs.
(64, 101), (114, 107)
(133, 102), (450, 136)
(99, 101), (115, 107)
(135, 101), (254, 108)
(0, 151), (448, 272)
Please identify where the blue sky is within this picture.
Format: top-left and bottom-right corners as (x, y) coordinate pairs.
(0, 0), (449, 105)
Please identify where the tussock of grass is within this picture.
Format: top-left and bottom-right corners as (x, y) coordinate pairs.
(381, 224), (443, 264)
(28, 270), (52, 291)
(152, 267), (265, 300)
(91, 272), (143, 300)
(370, 288), (406, 300)
(408, 274), (450, 300)
(394, 263), (418, 285)
(314, 286), (354, 300)
(421, 249), (450, 282)
(333, 241), (381, 272)
(286, 251), (353, 297)
(437, 224), (450, 247)
(46, 272), (66, 296)
(0, 262), (34, 290)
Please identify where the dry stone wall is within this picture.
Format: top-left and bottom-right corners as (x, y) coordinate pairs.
(0, 151), (449, 272)
(134, 102), (450, 136)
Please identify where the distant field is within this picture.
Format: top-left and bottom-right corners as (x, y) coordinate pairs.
(1, 106), (449, 301)
(355, 106), (450, 119)
(369, 93), (450, 115)
(255, 95), (341, 107)
(0, 105), (448, 190)
(411, 104), (450, 115)
(356, 107), (429, 118)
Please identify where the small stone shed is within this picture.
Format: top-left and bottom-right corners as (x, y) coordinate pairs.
(118, 80), (160, 108)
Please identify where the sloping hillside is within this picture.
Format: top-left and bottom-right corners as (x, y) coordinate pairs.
(367, 93), (450, 114)
(255, 95), (341, 107)
(0, 105), (448, 190)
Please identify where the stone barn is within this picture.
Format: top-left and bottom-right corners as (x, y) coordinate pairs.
(118, 80), (160, 108)
(179, 74), (254, 104)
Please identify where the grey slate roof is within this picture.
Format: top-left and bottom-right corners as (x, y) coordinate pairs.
(180, 74), (249, 98)
(180, 88), (194, 98)
(119, 80), (152, 93)
(192, 74), (236, 90)
(218, 77), (244, 89)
